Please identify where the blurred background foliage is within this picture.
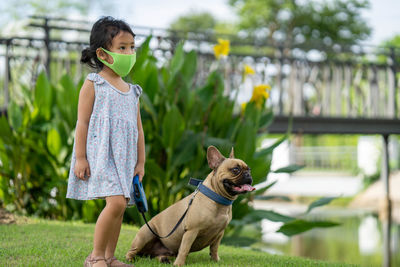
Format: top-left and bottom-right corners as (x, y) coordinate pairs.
(0, 36), (338, 238)
(168, 0), (372, 53)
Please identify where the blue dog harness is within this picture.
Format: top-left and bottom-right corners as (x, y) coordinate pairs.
(189, 178), (234, 206)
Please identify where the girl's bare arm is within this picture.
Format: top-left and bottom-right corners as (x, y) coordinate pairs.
(74, 80), (95, 179)
(135, 101), (145, 181)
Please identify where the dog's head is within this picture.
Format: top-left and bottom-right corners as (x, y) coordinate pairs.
(207, 146), (255, 198)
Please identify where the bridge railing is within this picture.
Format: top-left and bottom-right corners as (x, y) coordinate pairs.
(1, 16), (400, 122)
(290, 145), (358, 171)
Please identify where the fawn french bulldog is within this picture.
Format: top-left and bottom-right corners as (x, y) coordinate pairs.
(126, 146), (254, 266)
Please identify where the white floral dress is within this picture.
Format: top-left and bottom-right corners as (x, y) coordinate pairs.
(66, 73), (142, 202)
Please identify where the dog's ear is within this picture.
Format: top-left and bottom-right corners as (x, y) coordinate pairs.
(207, 146), (225, 170)
(229, 147), (235, 158)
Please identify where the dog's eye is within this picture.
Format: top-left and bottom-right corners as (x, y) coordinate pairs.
(232, 167), (241, 174)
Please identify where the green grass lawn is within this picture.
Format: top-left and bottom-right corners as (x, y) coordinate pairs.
(0, 218), (357, 267)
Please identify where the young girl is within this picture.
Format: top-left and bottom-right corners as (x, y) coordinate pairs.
(66, 16), (145, 267)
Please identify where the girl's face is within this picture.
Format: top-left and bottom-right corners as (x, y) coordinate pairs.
(97, 31), (135, 64)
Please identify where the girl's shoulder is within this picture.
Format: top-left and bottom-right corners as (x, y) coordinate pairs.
(129, 83), (143, 98)
(86, 73), (105, 85)
(86, 72), (143, 98)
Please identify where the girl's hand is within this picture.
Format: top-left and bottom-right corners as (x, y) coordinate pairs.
(134, 163), (145, 182)
(74, 157), (91, 180)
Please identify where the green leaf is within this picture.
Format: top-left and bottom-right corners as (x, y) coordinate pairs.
(254, 195), (291, 201)
(243, 101), (260, 124)
(170, 41), (184, 76)
(243, 209), (295, 223)
(278, 219), (340, 236)
(255, 135), (287, 158)
(259, 110), (274, 129)
(162, 105), (185, 150)
(140, 93), (158, 124)
(34, 71), (52, 120)
(144, 159), (166, 190)
(8, 101), (23, 131)
(20, 84), (33, 110)
(47, 128), (61, 157)
(253, 180), (277, 195)
(59, 74), (78, 126)
(171, 131), (199, 169)
(306, 196), (338, 214)
(211, 98), (235, 133)
(273, 164), (304, 173)
(180, 50), (197, 85)
(204, 135), (232, 149)
(222, 236), (258, 247)
(134, 35), (151, 71)
(197, 84), (215, 111)
(246, 154), (272, 185)
(235, 120), (256, 160)
(144, 62), (159, 102)
(0, 116), (13, 144)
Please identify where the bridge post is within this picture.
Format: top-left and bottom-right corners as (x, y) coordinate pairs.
(381, 134), (391, 267)
(277, 45), (284, 115)
(389, 47), (398, 118)
(43, 17), (51, 78)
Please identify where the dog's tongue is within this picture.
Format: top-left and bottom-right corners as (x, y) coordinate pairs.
(233, 184), (256, 192)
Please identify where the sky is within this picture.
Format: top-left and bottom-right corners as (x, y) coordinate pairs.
(88, 0), (400, 46)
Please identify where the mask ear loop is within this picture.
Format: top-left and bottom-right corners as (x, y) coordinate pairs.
(99, 47), (115, 66)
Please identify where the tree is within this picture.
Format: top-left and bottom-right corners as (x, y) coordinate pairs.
(228, 0), (372, 50)
(382, 35), (400, 48)
(169, 11), (217, 33)
(168, 11), (236, 47)
(376, 34), (400, 64)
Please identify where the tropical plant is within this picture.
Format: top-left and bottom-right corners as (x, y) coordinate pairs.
(0, 35), (338, 238)
(124, 36), (339, 237)
(0, 72), (82, 218)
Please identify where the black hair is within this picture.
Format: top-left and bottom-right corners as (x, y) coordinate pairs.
(81, 16), (136, 70)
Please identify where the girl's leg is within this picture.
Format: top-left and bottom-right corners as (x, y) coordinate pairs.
(91, 195), (126, 266)
(105, 208), (124, 259)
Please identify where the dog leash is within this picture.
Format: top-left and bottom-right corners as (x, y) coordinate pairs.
(131, 174), (201, 239)
(132, 177), (233, 239)
(140, 188), (199, 239)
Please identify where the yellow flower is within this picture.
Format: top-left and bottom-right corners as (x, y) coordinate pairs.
(244, 64), (255, 76)
(250, 84), (271, 107)
(241, 102), (247, 112)
(213, 39), (230, 59)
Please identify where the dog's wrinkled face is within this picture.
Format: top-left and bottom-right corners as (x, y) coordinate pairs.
(219, 159), (254, 196)
(207, 146), (255, 196)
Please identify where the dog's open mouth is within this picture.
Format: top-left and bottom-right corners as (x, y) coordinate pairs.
(223, 179), (255, 195)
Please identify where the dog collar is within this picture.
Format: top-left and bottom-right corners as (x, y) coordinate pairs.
(189, 178), (234, 206)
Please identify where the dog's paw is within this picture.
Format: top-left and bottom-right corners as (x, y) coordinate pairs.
(173, 259), (185, 266)
(157, 256), (170, 264)
(211, 254), (220, 262)
(125, 250), (136, 261)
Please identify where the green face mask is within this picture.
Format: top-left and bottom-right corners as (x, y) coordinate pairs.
(97, 47), (136, 77)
